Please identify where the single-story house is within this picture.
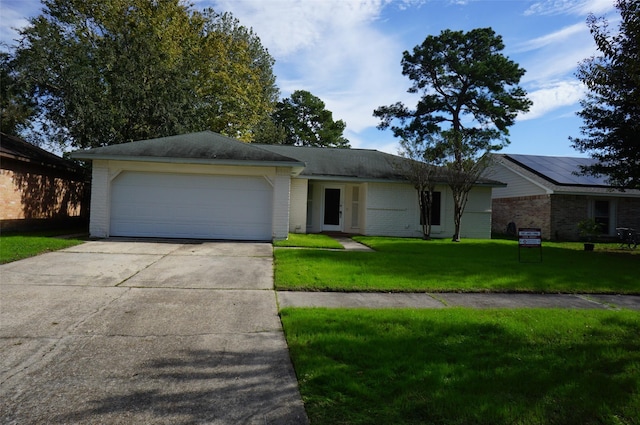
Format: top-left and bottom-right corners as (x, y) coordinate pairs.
(0, 132), (88, 231)
(71, 131), (504, 241)
(488, 153), (640, 240)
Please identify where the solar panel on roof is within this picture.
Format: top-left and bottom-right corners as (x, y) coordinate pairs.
(507, 154), (610, 186)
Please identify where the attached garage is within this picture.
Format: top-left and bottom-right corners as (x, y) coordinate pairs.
(72, 132), (303, 241)
(110, 172), (273, 240)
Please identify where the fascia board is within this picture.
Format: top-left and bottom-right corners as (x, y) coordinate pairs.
(553, 187), (640, 198)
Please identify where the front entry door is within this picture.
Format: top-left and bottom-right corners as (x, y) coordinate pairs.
(323, 187), (343, 231)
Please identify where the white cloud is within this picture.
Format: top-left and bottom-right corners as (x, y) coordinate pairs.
(519, 80), (585, 121)
(209, 0), (386, 58)
(208, 0), (415, 135)
(514, 16), (598, 115)
(514, 22), (586, 53)
(279, 25), (412, 133)
(524, 0), (615, 17)
(0, 0), (42, 47)
(520, 41), (595, 84)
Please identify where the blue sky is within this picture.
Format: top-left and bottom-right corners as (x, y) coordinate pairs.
(0, 0), (618, 156)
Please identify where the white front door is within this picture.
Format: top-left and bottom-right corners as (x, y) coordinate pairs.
(322, 186), (343, 231)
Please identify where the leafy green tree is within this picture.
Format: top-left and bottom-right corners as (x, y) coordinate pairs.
(0, 51), (36, 136)
(195, 10), (279, 142)
(571, 0), (640, 189)
(260, 90), (350, 148)
(252, 116), (287, 144)
(374, 28), (531, 241)
(12, 0), (278, 149)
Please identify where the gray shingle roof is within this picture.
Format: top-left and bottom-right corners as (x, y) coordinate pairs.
(71, 131), (303, 165)
(71, 131), (504, 186)
(255, 144), (410, 181)
(257, 145), (504, 186)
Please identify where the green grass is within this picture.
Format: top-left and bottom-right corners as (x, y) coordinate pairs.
(274, 237), (639, 294)
(0, 234), (85, 264)
(273, 233), (344, 249)
(281, 307), (640, 425)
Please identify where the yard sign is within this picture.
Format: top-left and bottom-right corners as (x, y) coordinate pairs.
(518, 227), (542, 262)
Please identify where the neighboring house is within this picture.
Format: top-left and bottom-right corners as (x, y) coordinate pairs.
(0, 132), (88, 231)
(71, 131), (503, 241)
(488, 153), (640, 240)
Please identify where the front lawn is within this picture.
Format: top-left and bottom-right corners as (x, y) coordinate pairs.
(274, 237), (639, 294)
(0, 234), (85, 264)
(281, 308), (640, 425)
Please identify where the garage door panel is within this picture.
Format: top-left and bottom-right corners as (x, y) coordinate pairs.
(110, 172), (272, 240)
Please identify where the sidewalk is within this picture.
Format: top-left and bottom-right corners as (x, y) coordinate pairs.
(277, 291), (640, 310)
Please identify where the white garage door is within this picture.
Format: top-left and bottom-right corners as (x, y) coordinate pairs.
(110, 172), (273, 240)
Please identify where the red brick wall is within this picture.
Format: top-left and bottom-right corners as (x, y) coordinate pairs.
(492, 195), (551, 239)
(617, 198), (640, 230)
(549, 195), (589, 240)
(494, 194), (640, 241)
(1, 166), (86, 223)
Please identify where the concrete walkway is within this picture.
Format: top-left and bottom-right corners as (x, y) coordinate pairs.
(330, 236), (375, 252)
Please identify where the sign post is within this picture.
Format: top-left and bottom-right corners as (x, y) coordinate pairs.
(518, 228), (542, 262)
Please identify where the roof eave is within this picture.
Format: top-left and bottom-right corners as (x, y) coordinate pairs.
(553, 187), (640, 197)
(299, 174), (409, 183)
(2, 151), (81, 173)
(298, 174), (506, 187)
(70, 153), (305, 169)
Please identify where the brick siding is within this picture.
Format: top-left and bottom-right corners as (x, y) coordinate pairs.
(492, 195), (551, 239)
(493, 194), (640, 241)
(617, 198), (640, 230)
(549, 195), (589, 240)
(1, 167), (86, 226)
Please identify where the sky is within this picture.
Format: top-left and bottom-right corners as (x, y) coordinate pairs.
(0, 0), (620, 157)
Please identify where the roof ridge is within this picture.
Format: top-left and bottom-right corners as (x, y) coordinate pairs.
(253, 143), (381, 153)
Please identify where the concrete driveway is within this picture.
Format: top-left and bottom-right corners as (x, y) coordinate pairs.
(0, 239), (308, 424)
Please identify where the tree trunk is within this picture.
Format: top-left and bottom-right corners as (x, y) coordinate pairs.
(452, 201), (462, 242)
(419, 189), (433, 239)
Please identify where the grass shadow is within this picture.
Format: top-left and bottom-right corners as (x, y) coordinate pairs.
(282, 308), (640, 425)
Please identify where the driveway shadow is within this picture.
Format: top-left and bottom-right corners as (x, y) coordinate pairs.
(3, 334), (308, 424)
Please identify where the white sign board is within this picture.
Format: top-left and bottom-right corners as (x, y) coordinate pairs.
(519, 228), (541, 248)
